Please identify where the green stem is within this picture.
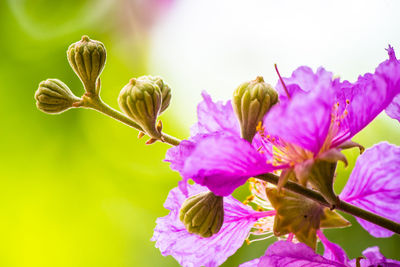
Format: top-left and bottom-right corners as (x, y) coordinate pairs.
(257, 173), (400, 235)
(78, 95), (181, 146)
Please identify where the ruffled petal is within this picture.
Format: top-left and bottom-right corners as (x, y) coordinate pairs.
(191, 91), (240, 136)
(152, 184), (261, 267)
(318, 230), (349, 265)
(165, 134), (211, 196)
(275, 66), (334, 102)
(333, 47), (400, 145)
(348, 246), (400, 267)
(182, 134), (281, 196)
(264, 88), (334, 154)
(257, 241), (347, 267)
(386, 93), (400, 123)
(340, 142), (400, 237)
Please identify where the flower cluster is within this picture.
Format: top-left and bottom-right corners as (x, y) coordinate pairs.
(34, 36), (400, 267)
(152, 46), (400, 266)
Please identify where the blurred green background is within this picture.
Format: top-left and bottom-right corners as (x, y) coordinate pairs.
(0, 0), (399, 266)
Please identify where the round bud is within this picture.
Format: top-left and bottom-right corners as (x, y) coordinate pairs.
(179, 191), (224, 238)
(233, 76), (278, 142)
(137, 75), (171, 114)
(118, 78), (162, 139)
(67, 35), (106, 95)
(34, 79), (80, 114)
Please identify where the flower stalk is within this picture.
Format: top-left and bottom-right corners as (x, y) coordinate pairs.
(256, 173), (400, 235)
(77, 93), (181, 146)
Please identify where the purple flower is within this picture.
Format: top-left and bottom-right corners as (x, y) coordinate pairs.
(165, 92), (281, 196)
(151, 183), (275, 267)
(166, 46), (400, 198)
(340, 142), (400, 237)
(263, 46), (400, 168)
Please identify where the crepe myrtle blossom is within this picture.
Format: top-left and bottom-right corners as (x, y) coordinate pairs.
(34, 37), (400, 267)
(260, 45), (400, 202)
(166, 46), (400, 206)
(239, 233), (400, 267)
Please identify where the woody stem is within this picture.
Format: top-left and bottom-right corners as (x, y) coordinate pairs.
(256, 173), (400, 235)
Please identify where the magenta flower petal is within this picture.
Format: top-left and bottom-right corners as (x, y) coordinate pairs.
(333, 47), (400, 145)
(340, 142), (400, 237)
(191, 91), (240, 136)
(151, 184), (260, 267)
(165, 138), (199, 173)
(275, 66), (334, 102)
(348, 246), (400, 267)
(386, 93), (400, 123)
(318, 230), (349, 265)
(257, 241), (346, 267)
(264, 88), (334, 154)
(182, 134), (280, 196)
(165, 134), (211, 196)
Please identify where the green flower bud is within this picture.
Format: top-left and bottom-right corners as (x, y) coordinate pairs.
(34, 79), (80, 114)
(118, 78), (162, 139)
(137, 75), (171, 114)
(67, 35), (106, 95)
(179, 191), (224, 238)
(233, 76), (278, 142)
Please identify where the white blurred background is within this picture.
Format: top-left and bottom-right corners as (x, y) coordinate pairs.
(150, 0), (400, 125)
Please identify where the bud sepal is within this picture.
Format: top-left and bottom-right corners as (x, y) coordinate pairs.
(307, 160), (340, 207)
(266, 187), (350, 250)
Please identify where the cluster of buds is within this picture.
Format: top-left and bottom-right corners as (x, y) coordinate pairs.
(34, 35), (173, 144)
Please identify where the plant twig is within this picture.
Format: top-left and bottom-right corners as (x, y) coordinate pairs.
(78, 94), (181, 146)
(256, 173), (400, 235)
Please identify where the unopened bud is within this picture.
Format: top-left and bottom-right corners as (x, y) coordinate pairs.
(138, 75), (171, 114)
(118, 78), (162, 139)
(233, 76), (278, 142)
(35, 79), (80, 114)
(179, 191), (224, 238)
(67, 35), (106, 95)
